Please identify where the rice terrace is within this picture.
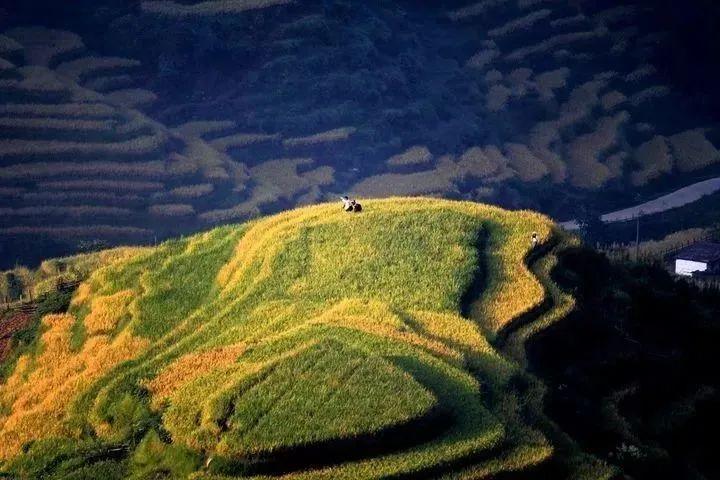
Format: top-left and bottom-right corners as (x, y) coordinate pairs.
(0, 198), (589, 478)
(2, 0), (720, 479)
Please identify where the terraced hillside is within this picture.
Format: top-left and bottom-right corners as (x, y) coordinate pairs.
(3, 0), (720, 267)
(0, 26), (334, 268)
(0, 198), (613, 479)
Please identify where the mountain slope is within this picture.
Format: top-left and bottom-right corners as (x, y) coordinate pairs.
(0, 198), (604, 479)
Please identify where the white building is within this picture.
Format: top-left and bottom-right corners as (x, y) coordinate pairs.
(673, 242), (720, 276)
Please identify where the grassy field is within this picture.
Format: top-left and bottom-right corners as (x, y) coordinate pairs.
(0, 198), (598, 478)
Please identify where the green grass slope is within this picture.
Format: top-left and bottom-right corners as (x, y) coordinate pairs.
(0, 197), (606, 479)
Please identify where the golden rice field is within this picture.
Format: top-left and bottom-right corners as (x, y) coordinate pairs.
(0, 198), (606, 479)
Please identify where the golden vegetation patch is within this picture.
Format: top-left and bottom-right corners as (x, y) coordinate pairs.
(144, 343), (247, 409)
(0, 313), (148, 459)
(84, 290), (134, 335)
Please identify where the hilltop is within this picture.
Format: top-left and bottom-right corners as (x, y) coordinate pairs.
(0, 198), (607, 479)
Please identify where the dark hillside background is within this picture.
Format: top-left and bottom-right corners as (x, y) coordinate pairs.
(1, 0), (719, 267)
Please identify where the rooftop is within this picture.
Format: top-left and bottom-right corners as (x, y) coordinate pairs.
(674, 242), (720, 263)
